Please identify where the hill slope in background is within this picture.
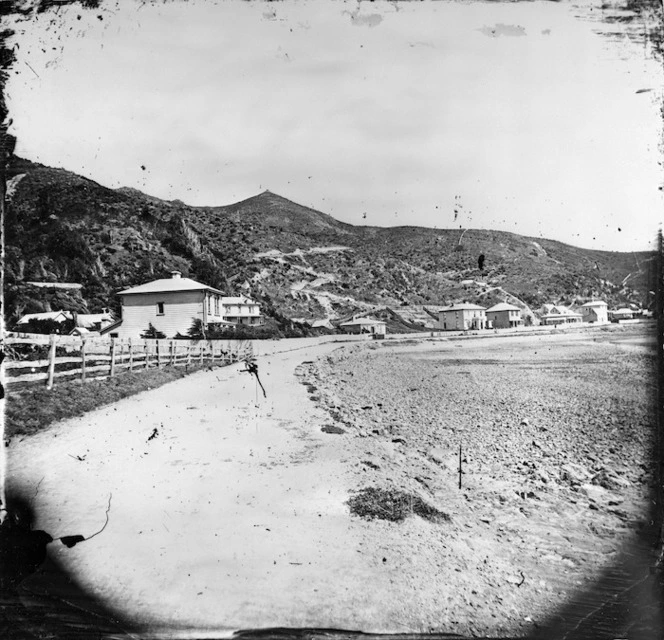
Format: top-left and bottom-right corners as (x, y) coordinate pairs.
(4, 157), (657, 329)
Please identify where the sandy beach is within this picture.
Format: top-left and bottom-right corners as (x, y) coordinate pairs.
(5, 325), (660, 638)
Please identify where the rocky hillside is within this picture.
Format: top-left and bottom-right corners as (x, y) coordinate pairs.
(4, 156), (656, 329)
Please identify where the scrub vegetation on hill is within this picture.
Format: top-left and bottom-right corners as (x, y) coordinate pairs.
(5, 156), (656, 332)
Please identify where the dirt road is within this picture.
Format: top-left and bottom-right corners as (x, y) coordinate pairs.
(6, 325), (660, 638)
(8, 341), (388, 636)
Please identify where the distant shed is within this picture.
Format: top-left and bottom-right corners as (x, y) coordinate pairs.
(339, 317), (387, 336)
(610, 308), (634, 322)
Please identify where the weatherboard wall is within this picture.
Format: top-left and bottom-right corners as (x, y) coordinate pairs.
(581, 304), (609, 324)
(486, 309), (522, 329)
(119, 290), (210, 338)
(437, 308), (487, 331)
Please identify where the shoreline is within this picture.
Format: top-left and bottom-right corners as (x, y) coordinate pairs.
(4, 324), (659, 637)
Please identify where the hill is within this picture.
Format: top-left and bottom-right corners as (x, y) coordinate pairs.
(4, 156), (656, 330)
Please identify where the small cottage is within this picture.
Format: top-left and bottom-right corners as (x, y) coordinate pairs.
(580, 301), (609, 324)
(16, 311), (72, 327)
(15, 309), (115, 333)
(486, 302), (523, 329)
(437, 303), (487, 331)
(610, 308), (634, 322)
(339, 317), (387, 336)
(540, 304), (583, 326)
(74, 310), (115, 330)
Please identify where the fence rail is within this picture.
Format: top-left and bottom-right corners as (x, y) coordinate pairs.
(4, 333), (254, 389)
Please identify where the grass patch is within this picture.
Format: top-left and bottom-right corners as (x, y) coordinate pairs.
(5, 364), (220, 440)
(347, 487), (450, 523)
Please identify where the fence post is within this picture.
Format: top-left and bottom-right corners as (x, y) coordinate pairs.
(46, 334), (57, 390)
(200, 342), (204, 364)
(145, 340), (151, 369)
(187, 343), (192, 367)
(156, 340), (161, 367)
(128, 338), (133, 372)
(109, 337), (117, 377)
(170, 340), (175, 366)
(81, 337), (87, 382)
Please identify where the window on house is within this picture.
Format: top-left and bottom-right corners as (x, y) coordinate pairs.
(207, 295), (211, 315)
(214, 296), (219, 315)
(157, 302), (165, 315)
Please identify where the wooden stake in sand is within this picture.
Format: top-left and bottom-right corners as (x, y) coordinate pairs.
(458, 445), (463, 490)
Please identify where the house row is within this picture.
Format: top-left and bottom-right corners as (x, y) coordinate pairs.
(15, 309), (116, 334)
(435, 300), (610, 331)
(540, 301), (609, 325)
(16, 272), (263, 340)
(437, 302), (524, 331)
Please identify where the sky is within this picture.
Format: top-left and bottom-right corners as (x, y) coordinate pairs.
(6, 0), (664, 252)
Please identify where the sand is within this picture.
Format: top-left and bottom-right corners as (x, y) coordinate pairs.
(5, 325), (660, 638)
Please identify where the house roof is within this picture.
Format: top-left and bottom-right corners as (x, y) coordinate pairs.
(542, 309), (583, 318)
(340, 318), (386, 327)
(100, 319), (123, 335)
(17, 311), (72, 324)
(119, 276), (223, 296)
(438, 303), (486, 312)
(221, 296), (257, 304)
(581, 300), (607, 308)
(27, 281), (83, 290)
(70, 327), (92, 335)
(486, 302), (521, 312)
(541, 304), (578, 315)
(75, 312), (114, 328)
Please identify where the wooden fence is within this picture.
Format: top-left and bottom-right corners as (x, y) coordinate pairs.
(4, 333), (254, 390)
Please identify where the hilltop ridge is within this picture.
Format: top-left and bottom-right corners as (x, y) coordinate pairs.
(4, 156), (656, 330)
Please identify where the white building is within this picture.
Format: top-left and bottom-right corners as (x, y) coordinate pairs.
(339, 317), (387, 336)
(104, 271), (261, 339)
(220, 296), (263, 326)
(610, 308), (634, 321)
(580, 300), (609, 324)
(540, 304), (583, 325)
(437, 303), (487, 331)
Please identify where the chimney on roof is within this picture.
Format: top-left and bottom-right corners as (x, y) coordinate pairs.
(171, 271), (182, 279)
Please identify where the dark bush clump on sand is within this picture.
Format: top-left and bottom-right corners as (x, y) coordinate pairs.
(348, 487), (450, 523)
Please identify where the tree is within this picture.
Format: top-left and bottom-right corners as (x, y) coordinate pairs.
(15, 317), (76, 335)
(141, 323), (166, 339)
(187, 318), (206, 340)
